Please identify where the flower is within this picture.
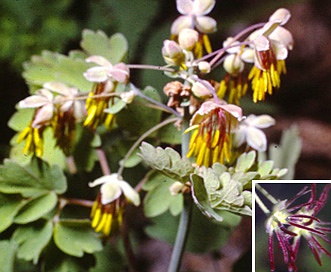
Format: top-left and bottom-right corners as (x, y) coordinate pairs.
(171, 0), (216, 58)
(288, 184), (331, 266)
(233, 114), (275, 151)
(89, 174), (140, 236)
(186, 101), (242, 167)
(17, 82), (86, 156)
(242, 8), (294, 102)
(84, 56), (130, 84)
(162, 40), (185, 66)
(265, 184), (331, 271)
(171, 0), (216, 35)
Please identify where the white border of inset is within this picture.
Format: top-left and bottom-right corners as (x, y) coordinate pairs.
(252, 180), (331, 272)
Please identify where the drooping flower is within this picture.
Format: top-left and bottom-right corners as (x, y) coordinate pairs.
(242, 8), (294, 102)
(89, 174), (140, 236)
(233, 114), (275, 151)
(186, 101), (242, 167)
(17, 82), (85, 156)
(83, 56), (130, 130)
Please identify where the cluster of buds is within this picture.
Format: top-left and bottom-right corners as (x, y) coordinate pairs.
(265, 184), (331, 271)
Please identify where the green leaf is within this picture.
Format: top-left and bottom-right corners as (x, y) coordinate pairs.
(257, 160), (274, 176)
(14, 192), (57, 224)
(197, 167), (252, 217)
(80, 30), (128, 64)
(190, 174), (224, 222)
(143, 173), (183, 217)
(10, 127), (67, 169)
(235, 150), (256, 172)
(105, 99), (127, 114)
(90, 243), (125, 272)
(0, 194), (24, 232)
(0, 159), (67, 197)
(139, 142), (194, 183)
(54, 220), (102, 257)
(7, 108), (34, 132)
(22, 50), (92, 92)
(13, 221), (53, 264)
(0, 240), (17, 272)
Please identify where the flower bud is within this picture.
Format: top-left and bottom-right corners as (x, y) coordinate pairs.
(191, 81), (212, 98)
(198, 61), (211, 73)
(169, 181), (184, 196)
(223, 54), (244, 75)
(162, 40), (185, 65)
(120, 90), (135, 104)
(178, 28), (199, 51)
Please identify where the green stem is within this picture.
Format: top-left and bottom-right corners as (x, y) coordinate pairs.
(117, 117), (178, 177)
(167, 106), (192, 272)
(167, 195), (193, 272)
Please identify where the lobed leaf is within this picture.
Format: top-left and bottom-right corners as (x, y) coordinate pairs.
(80, 30), (128, 64)
(14, 192), (57, 224)
(0, 193), (24, 232)
(13, 221), (53, 264)
(53, 220), (102, 257)
(0, 240), (17, 272)
(139, 142), (194, 183)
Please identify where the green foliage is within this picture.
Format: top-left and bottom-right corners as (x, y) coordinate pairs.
(143, 172), (183, 217)
(53, 220), (102, 257)
(0, 0), (80, 70)
(13, 221), (53, 264)
(0, 240), (16, 272)
(139, 142), (194, 183)
(191, 151), (288, 221)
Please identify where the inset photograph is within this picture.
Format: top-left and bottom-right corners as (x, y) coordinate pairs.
(253, 181), (331, 272)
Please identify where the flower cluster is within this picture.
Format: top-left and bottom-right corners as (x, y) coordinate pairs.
(218, 8), (293, 103)
(265, 184), (331, 271)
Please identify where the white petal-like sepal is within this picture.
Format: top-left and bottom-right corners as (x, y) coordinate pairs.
(100, 182), (122, 205)
(176, 0), (193, 15)
(193, 0), (216, 16)
(246, 127), (267, 151)
(84, 66), (109, 82)
(196, 16), (217, 33)
(118, 180), (140, 206)
(86, 55), (112, 67)
(245, 114), (275, 128)
(269, 8), (291, 25)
